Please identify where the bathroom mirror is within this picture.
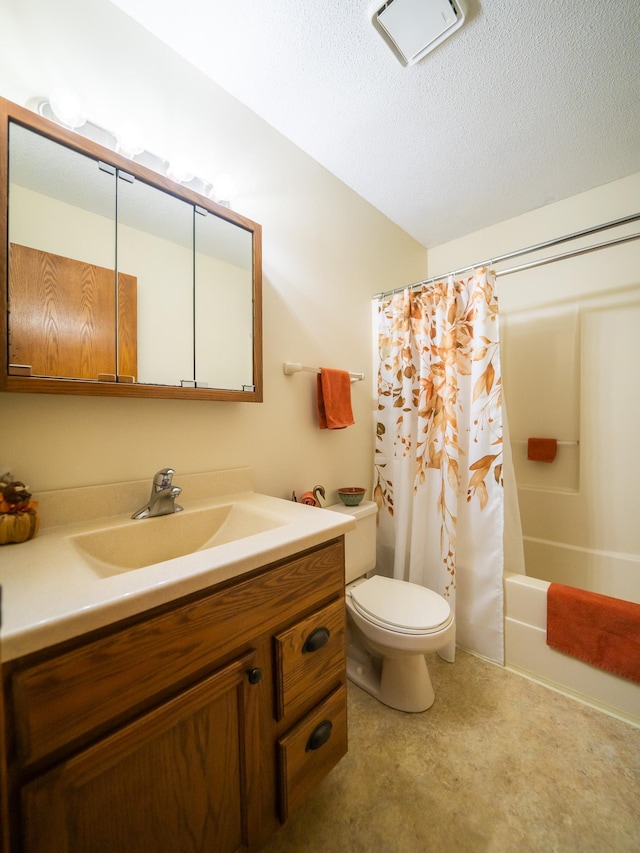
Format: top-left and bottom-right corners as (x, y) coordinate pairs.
(0, 97), (262, 401)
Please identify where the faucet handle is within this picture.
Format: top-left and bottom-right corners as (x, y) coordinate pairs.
(153, 468), (175, 489)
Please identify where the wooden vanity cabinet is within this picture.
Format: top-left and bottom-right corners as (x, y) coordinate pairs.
(1, 538), (348, 853)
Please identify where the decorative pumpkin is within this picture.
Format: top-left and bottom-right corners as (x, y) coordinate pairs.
(0, 508), (39, 544)
(0, 479), (39, 544)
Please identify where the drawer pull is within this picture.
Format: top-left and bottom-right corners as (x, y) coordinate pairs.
(247, 667), (263, 685)
(305, 720), (333, 752)
(302, 627), (330, 654)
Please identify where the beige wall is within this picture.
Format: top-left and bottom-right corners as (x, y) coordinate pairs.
(0, 0), (427, 500)
(429, 174), (640, 592)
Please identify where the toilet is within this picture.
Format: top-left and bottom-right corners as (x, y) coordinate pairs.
(327, 500), (455, 712)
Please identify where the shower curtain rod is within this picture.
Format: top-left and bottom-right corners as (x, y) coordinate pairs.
(373, 211), (640, 300)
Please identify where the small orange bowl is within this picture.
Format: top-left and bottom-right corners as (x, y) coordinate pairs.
(337, 487), (366, 506)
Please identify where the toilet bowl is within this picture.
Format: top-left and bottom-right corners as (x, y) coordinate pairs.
(327, 501), (455, 713)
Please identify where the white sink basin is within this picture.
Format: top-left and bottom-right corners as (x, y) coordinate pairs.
(0, 468), (358, 662)
(71, 503), (287, 576)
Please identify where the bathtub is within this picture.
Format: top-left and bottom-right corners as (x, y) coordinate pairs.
(504, 563), (640, 727)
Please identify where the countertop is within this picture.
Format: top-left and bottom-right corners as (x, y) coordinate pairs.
(0, 468), (355, 661)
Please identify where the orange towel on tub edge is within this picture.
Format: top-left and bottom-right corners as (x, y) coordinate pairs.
(316, 368), (355, 430)
(547, 582), (640, 684)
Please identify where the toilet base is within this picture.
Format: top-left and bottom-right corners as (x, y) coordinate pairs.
(346, 633), (436, 713)
(346, 642), (382, 699)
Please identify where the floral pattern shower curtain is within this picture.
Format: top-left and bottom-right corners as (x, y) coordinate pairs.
(374, 269), (505, 663)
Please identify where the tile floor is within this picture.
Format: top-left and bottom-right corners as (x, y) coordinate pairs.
(258, 649), (640, 852)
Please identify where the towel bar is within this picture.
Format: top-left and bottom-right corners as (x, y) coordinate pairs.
(512, 439), (579, 446)
(283, 362), (364, 382)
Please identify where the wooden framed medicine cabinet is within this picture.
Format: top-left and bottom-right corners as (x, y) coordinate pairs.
(0, 97), (263, 402)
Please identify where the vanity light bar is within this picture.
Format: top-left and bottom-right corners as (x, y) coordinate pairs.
(27, 94), (236, 206)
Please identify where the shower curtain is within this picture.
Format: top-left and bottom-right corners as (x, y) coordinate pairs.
(374, 268), (514, 664)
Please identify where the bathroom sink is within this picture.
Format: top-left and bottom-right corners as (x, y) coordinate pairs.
(71, 502), (287, 576)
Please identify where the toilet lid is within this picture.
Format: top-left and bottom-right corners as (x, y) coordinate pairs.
(349, 575), (452, 634)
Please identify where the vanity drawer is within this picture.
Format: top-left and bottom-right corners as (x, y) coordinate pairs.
(9, 539), (344, 766)
(277, 684), (347, 822)
(274, 597), (346, 721)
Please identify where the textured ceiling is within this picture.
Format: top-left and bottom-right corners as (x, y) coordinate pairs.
(108, 0), (640, 248)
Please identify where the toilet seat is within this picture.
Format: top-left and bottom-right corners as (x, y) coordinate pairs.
(348, 575), (452, 635)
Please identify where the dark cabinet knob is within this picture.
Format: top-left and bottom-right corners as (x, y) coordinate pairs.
(305, 720), (333, 752)
(247, 667), (263, 685)
(302, 626), (330, 654)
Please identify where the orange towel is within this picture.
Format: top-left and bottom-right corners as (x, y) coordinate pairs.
(316, 368), (355, 430)
(527, 437), (557, 462)
(547, 583), (640, 684)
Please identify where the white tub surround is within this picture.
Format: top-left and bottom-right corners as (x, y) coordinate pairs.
(0, 468), (354, 661)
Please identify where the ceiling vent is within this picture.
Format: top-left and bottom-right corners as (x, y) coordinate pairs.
(371, 0), (467, 66)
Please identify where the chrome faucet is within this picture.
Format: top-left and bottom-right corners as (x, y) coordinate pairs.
(132, 468), (183, 520)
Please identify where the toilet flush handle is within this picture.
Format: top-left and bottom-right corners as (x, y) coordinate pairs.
(302, 626), (330, 653)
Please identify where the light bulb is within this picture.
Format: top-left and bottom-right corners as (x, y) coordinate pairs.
(167, 157), (195, 184)
(49, 88), (87, 129)
(116, 123), (145, 159)
(213, 173), (236, 202)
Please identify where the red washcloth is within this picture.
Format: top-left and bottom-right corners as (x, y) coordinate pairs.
(527, 437), (557, 463)
(316, 368), (355, 430)
(547, 583), (640, 684)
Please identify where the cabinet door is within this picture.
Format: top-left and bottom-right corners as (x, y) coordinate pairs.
(21, 651), (259, 853)
(116, 173), (194, 387)
(8, 122), (117, 382)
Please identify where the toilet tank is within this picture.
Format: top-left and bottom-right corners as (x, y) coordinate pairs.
(325, 500), (378, 583)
